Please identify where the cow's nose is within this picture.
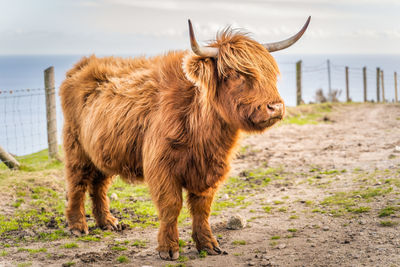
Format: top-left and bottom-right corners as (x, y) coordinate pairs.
(267, 103), (284, 117)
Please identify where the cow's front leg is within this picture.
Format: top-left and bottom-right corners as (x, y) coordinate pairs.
(188, 188), (221, 255)
(149, 179), (182, 261)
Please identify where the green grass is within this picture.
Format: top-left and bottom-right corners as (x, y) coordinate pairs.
(347, 206), (371, 213)
(271, 236), (280, 240)
(178, 239), (187, 247)
(232, 240), (246, 245)
(177, 255), (189, 262)
(355, 187), (393, 199)
(111, 245), (127, 251)
(62, 242), (78, 249)
(212, 168), (283, 212)
(17, 262), (32, 267)
(278, 207), (288, 212)
(18, 247), (47, 254)
(116, 255), (129, 263)
(0, 148), (64, 171)
(111, 246), (127, 251)
(263, 205), (272, 213)
(316, 185), (395, 217)
(199, 250), (208, 258)
(287, 228), (297, 232)
(62, 262), (75, 267)
(379, 220), (398, 227)
(379, 206), (399, 217)
(131, 240), (147, 247)
(283, 103), (333, 125)
(77, 236), (101, 242)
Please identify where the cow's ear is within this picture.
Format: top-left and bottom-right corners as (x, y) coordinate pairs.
(182, 53), (217, 98)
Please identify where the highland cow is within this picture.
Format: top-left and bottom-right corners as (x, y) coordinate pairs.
(60, 17), (310, 260)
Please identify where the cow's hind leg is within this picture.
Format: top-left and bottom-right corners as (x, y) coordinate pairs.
(149, 178), (182, 260)
(64, 125), (101, 236)
(89, 175), (120, 230)
(188, 188), (221, 255)
(65, 154), (95, 236)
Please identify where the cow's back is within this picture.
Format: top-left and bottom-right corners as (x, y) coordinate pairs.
(60, 55), (160, 181)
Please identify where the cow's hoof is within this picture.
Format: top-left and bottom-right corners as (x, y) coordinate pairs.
(159, 250), (179, 261)
(98, 216), (121, 231)
(100, 221), (121, 231)
(69, 228), (89, 237)
(200, 245), (222, 255)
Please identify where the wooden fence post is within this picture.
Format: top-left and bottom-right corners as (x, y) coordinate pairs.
(327, 59), (331, 101)
(296, 60), (302, 106)
(395, 72), (398, 103)
(363, 67), (367, 102)
(376, 67), (380, 102)
(44, 66), (59, 160)
(345, 66), (349, 102)
(381, 70), (385, 102)
(0, 145), (20, 170)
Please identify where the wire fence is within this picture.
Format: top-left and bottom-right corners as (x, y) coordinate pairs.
(0, 67), (59, 168)
(0, 88), (47, 157)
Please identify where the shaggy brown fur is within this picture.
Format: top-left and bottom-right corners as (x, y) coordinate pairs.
(60, 30), (284, 260)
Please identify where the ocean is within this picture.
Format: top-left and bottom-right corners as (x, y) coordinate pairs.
(1, 53), (399, 155)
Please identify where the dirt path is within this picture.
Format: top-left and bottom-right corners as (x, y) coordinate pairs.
(1, 103), (400, 267)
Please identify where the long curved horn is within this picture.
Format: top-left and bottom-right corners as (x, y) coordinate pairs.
(188, 19), (219, 57)
(263, 16), (311, 52)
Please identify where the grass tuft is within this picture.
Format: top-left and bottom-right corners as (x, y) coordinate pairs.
(116, 255), (129, 263)
(62, 242), (78, 249)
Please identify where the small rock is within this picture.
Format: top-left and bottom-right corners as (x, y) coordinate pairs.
(322, 226), (330, 231)
(226, 214), (246, 230)
(220, 194), (230, 201)
(394, 146), (400, 153)
(110, 193), (118, 201)
(278, 244), (286, 249)
(358, 220), (367, 225)
(248, 261), (256, 266)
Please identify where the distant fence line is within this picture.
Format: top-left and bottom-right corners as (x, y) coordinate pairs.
(0, 61), (399, 168)
(295, 59), (399, 105)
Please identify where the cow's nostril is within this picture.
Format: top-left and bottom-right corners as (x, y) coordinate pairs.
(267, 103), (284, 115)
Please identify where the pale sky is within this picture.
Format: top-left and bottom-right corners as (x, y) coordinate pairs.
(1, 0), (400, 55)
